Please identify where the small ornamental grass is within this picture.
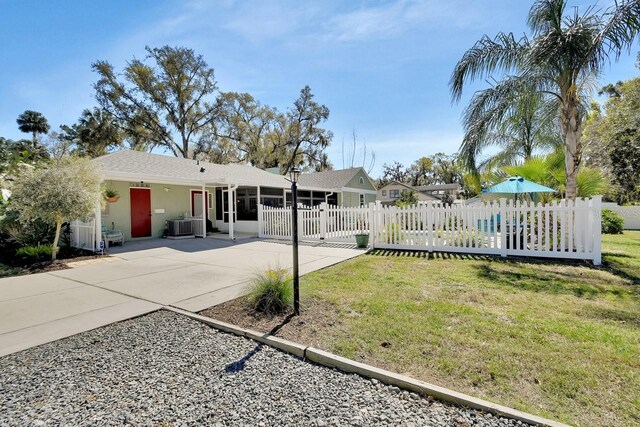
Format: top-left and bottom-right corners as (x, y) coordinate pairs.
(248, 267), (293, 315)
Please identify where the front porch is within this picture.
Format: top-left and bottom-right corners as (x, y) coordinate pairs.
(85, 177), (342, 252)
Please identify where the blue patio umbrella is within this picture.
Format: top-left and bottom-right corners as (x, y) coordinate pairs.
(482, 176), (557, 201)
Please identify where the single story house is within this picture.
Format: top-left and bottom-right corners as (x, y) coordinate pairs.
(93, 150), (376, 242)
(377, 181), (460, 205)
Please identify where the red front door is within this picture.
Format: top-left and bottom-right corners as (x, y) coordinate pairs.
(130, 188), (152, 238)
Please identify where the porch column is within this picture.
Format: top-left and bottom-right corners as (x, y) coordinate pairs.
(201, 182), (207, 238)
(94, 193), (102, 252)
(257, 186), (261, 236)
(228, 184), (235, 240)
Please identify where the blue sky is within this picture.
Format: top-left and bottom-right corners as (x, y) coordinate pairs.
(1, 0), (638, 177)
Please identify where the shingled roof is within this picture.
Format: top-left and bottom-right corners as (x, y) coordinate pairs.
(94, 150), (291, 188)
(297, 168), (365, 190)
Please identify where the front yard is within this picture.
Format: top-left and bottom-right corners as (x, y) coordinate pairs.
(203, 231), (640, 427)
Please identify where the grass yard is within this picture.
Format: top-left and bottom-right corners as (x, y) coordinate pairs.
(203, 231), (640, 427)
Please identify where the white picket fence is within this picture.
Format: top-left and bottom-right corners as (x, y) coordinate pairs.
(258, 197), (602, 264)
(260, 204), (370, 243)
(69, 219), (96, 251)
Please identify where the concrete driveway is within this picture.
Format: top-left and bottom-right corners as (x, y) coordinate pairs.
(0, 238), (363, 356)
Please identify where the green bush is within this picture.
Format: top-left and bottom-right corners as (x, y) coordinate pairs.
(601, 209), (624, 234)
(2, 212), (56, 248)
(248, 267), (293, 314)
(383, 223), (406, 244)
(16, 245), (53, 264)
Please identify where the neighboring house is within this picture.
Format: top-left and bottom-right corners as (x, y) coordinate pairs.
(413, 183), (460, 200)
(377, 181), (460, 205)
(297, 167), (377, 208)
(377, 181), (439, 205)
(93, 150), (377, 242)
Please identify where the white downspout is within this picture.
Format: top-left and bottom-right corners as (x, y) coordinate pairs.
(325, 191), (334, 205)
(201, 182), (207, 238)
(228, 183), (237, 240)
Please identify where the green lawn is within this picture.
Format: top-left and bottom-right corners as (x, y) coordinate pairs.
(298, 231), (640, 427)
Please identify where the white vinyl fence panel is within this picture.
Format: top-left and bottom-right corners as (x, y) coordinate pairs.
(258, 197), (602, 264)
(602, 204), (640, 230)
(70, 219), (96, 251)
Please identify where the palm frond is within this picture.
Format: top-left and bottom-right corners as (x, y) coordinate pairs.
(595, 0), (640, 61)
(577, 167), (606, 197)
(528, 0), (566, 35)
(459, 75), (559, 171)
(450, 33), (527, 102)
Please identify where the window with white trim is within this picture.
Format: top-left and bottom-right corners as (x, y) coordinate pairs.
(389, 189), (400, 199)
(359, 177), (365, 185)
(359, 193), (365, 207)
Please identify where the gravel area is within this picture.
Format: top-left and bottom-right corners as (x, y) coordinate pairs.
(0, 310), (530, 426)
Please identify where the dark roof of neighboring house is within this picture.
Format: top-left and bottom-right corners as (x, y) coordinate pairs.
(94, 150), (291, 188)
(297, 167), (372, 190)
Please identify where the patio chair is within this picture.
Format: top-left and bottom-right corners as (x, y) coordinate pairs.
(477, 213), (501, 233)
(102, 222), (124, 248)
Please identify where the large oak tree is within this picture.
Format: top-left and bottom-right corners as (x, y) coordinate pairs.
(93, 45), (219, 158)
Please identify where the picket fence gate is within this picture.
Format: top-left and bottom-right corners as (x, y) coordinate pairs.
(69, 219), (96, 251)
(258, 197), (602, 265)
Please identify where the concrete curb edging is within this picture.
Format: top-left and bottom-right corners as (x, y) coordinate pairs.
(165, 307), (569, 427)
(305, 347), (569, 427)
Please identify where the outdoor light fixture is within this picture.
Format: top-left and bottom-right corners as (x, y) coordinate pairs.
(289, 167), (301, 184)
(288, 167), (301, 315)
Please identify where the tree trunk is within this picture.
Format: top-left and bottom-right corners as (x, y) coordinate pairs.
(51, 219), (62, 261)
(564, 128), (580, 200)
(560, 97), (582, 201)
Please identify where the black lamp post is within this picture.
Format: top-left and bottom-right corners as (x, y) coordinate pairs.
(289, 167), (301, 315)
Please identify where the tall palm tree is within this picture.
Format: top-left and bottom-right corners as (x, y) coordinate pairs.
(451, 0), (640, 200)
(460, 84), (562, 172)
(16, 110), (50, 144)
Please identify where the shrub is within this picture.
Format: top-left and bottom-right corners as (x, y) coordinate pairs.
(395, 190), (418, 207)
(601, 209), (624, 234)
(4, 217), (56, 247)
(248, 267), (293, 314)
(16, 245), (53, 264)
(383, 223), (406, 244)
(10, 157), (101, 260)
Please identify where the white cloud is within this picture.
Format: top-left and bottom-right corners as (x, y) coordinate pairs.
(324, 0), (489, 43)
(222, 1), (323, 43)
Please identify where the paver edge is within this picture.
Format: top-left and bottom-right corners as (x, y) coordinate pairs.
(165, 307), (570, 427)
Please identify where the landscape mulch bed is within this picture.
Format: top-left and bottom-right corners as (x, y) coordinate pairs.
(200, 297), (346, 349)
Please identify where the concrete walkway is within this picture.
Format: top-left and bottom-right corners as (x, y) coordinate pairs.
(0, 238), (363, 356)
